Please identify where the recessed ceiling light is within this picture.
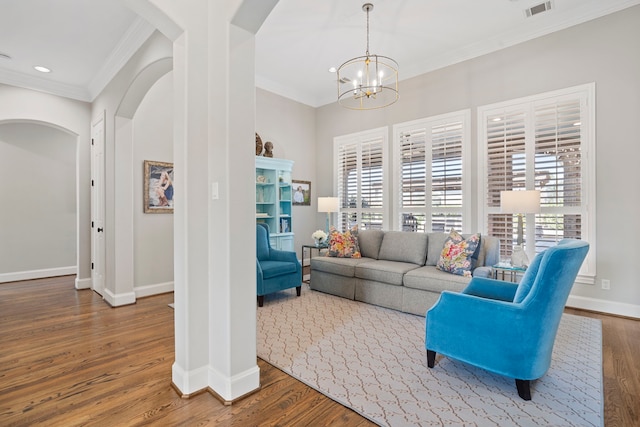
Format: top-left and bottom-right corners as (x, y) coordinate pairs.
(34, 65), (51, 73)
(328, 67), (337, 73)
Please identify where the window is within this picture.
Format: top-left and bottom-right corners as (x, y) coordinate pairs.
(334, 127), (388, 231)
(479, 83), (596, 283)
(393, 110), (471, 232)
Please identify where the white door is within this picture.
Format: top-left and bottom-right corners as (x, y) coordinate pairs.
(91, 114), (106, 296)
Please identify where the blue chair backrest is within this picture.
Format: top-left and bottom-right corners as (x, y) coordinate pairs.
(256, 223), (271, 261)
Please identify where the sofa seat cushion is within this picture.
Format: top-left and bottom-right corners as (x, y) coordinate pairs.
(403, 265), (471, 293)
(260, 260), (298, 279)
(355, 260), (421, 286)
(311, 256), (375, 277)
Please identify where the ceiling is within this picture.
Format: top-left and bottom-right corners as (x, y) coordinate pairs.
(1, 0), (638, 106)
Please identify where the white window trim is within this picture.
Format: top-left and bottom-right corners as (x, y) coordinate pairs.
(477, 83), (596, 285)
(333, 126), (390, 231)
(392, 109), (472, 232)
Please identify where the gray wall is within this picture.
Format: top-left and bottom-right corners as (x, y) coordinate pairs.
(256, 88), (316, 260)
(0, 122), (76, 275)
(313, 6), (640, 314)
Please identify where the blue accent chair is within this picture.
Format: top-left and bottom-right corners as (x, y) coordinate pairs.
(256, 223), (302, 307)
(425, 239), (589, 400)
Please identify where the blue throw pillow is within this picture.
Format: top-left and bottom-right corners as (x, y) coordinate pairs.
(436, 229), (481, 277)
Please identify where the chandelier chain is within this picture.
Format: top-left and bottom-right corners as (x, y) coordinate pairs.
(365, 5), (370, 56)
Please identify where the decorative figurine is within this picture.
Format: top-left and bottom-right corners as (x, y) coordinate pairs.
(264, 141), (273, 157)
(255, 132), (263, 155)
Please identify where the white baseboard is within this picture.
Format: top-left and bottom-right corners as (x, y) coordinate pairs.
(0, 266), (76, 283)
(567, 295), (640, 319)
(172, 362), (209, 396)
(208, 364), (260, 402)
(135, 281), (174, 298)
(75, 277), (92, 289)
(103, 288), (136, 307)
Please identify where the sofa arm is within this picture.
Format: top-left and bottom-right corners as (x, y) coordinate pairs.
(472, 266), (493, 278)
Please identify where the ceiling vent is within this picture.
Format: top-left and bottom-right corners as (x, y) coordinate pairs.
(525, 1), (552, 17)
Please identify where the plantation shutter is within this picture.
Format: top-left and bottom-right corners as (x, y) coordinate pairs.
(335, 128), (387, 231)
(485, 109), (527, 255)
(533, 98), (583, 252)
(360, 136), (384, 229)
(399, 128), (428, 231)
(336, 141), (359, 231)
(480, 84), (594, 282)
(431, 121), (464, 232)
(395, 112), (469, 233)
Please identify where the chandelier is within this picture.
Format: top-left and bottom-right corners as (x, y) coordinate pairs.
(337, 3), (398, 110)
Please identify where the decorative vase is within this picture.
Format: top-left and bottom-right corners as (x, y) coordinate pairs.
(314, 238), (324, 247)
(510, 244), (529, 268)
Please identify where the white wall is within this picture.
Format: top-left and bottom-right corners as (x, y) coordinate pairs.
(314, 6), (640, 317)
(133, 72), (173, 289)
(0, 122), (76, 278)
(91, 30), (174, 304)
(0, 84), (91, 286)
(256, 88), (316, 259)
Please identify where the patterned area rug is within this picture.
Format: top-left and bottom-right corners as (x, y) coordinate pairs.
(257, 288), (603, 427)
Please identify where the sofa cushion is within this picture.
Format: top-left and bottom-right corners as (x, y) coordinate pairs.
(326, 226), (361, 258)
(357, 229), (385, 259)
(355, 260), (420, 286)
(436, 230), (481, 277)
(378, 231), (428, 266)
(403, 266), (471, 293)
(311, 256), (374, 277)
(426, 232), (449, 266)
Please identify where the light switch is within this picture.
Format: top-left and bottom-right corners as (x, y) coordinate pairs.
(211, 182), (219, 200)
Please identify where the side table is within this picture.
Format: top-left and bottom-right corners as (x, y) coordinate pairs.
(492, 264), (527, 283)
(301, 244), (328, 284)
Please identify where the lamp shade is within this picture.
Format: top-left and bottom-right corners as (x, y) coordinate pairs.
(318, 197), (339, 213)
(500, 190), (541, 214)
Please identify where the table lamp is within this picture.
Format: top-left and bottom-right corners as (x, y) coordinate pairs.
(500, 190), (541, 267)
(318, 197), (339, 233)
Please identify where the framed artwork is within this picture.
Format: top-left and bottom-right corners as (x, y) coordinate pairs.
(144, 160), (174, 213)
(292, 180), (311, 206)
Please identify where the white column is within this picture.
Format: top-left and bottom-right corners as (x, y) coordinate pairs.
(129, 0), (274, 400)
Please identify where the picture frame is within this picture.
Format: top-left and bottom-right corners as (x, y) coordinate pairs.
(292, 180), (311, 206)
(144, 160), (174, 213)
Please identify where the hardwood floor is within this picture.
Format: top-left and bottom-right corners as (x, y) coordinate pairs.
(0, 276), (637, 426)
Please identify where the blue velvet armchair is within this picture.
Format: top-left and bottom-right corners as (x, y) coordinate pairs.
(256, 223), (302, 307)
(425, 239), (589, 400)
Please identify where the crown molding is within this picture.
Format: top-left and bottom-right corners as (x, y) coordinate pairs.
(87, 17), (155, 101)
(0, 68), (91, 102)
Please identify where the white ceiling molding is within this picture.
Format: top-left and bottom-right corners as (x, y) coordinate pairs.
(0, 67), (91, 102)
(87, 17), (156, 102)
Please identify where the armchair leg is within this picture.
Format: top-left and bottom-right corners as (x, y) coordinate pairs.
(257, 295), (264, 307)
(426, 350), (436, 368)
(515, 379), (531, 401)
(296, 286), (301, 296)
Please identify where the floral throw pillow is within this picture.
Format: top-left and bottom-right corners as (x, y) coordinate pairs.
(436, 229), (481, 277)
(326, 226), (361, 258)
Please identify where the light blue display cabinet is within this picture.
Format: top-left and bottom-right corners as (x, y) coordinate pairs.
(256, 157), (294, 251)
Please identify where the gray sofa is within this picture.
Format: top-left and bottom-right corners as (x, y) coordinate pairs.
(310, 230), (500, 316)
